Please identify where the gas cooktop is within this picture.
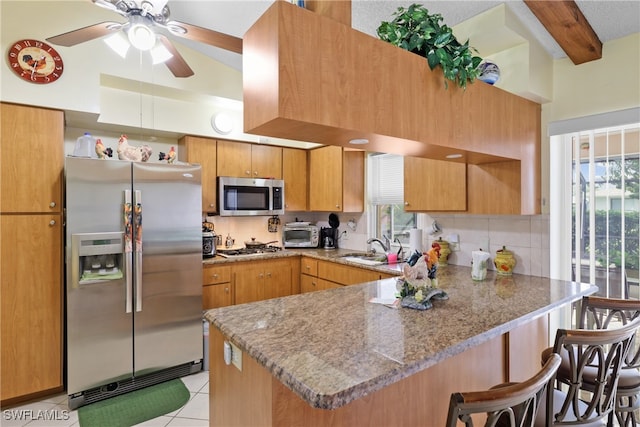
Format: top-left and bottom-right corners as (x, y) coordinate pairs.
(217, 246), (283, 258)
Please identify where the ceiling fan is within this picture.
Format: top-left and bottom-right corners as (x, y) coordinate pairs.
(46, 0), (243, 78)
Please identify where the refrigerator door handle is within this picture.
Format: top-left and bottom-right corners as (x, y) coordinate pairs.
(125, 252), (133, 313)
(124, 189), (133, 313)
(134, 190), (143, 312)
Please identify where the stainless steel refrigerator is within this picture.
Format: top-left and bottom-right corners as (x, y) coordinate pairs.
(65, 157), (203, 409)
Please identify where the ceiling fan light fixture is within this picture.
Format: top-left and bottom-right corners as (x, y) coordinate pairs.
(128, 24), (155, 50)
(150, 42), (173, 64)
(104, 32), (130, 58)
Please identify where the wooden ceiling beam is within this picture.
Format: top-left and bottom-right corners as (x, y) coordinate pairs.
(524, 0), (602, 65)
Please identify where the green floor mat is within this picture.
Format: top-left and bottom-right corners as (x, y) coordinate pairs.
(78, 378), (190, 427)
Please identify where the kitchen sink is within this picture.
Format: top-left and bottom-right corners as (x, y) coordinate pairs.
(339, 253), (388, 266)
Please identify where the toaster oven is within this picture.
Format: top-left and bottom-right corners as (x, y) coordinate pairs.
(282, 224), (319, 248)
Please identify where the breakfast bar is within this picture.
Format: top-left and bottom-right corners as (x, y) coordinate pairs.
(204, 266), (596, 426)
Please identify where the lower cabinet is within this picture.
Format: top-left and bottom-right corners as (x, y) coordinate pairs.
(301, 256), (395, 293)
(235, 259), (294, 305)
(1, 214), (63, 403)
(203, 258), (297, 308)
(202, 265), (232, 310)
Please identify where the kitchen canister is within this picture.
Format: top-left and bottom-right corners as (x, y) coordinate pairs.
(494, 246), (516, 275)
(436, 237), (451, 266)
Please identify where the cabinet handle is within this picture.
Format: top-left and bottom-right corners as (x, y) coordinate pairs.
(336, 204), (340, 209)
(49, 220), (56, 226)
(305, 265), (310, 270)
(49, 202), (56, 208)
(213, 273), (219, 279)
(224, 287), (229, 293)
(253, 171), (258, 176)
(259, 273), (264, 279)
(404, 201), (409, 206)
(245, 170), (251, 175)
(209, 203), (215, 207)
(312, 281), (317, 286)
(266, 272), (271, 277)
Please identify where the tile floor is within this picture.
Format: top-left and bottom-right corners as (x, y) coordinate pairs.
(1, 370), (209, 427)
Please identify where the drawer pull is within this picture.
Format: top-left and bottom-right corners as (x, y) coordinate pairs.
(213, 274), (219, 279)
(49, 220), (56, 226)
(266, 272), (271, 278)
(49, 202), (56, 208)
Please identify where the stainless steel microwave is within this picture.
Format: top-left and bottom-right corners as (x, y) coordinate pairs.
(218, 176), (285, 216)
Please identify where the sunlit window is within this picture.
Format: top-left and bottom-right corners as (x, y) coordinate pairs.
(367, 154), (416, 247)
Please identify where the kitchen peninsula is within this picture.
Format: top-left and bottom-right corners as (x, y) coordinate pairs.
(205, 265), (596, 426)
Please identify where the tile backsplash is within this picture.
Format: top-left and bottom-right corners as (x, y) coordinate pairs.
(427, 214), (550, 277)
(206, 212), (550, 278)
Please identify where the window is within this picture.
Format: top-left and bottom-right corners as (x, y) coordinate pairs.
(565, 124), (640, 298)
(367, 154), (416, 246)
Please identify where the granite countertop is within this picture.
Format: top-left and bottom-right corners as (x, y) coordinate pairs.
(205, 266), (596, 410)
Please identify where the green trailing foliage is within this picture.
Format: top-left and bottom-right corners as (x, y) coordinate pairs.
(376, 3), (483, 89)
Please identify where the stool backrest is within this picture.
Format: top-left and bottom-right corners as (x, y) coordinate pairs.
(546, 314), (640, 425)
(446, 354), (561, 427)
(578, 295), (640, 369)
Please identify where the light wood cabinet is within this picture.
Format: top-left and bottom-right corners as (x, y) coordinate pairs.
(243, 1), (541, 215)
(0, 103), (64, 405)
(301, 256), (392, 293)
(404, 156), (467, 212)
(202, 265), (232, 310)
(178, 136), (217, 213)
(234, 259), (294, 305)
(282, 148), (308, 211)
(1, 103), (63, 213)
(217, 140), (283, 179)
(309, 146), (364, 212)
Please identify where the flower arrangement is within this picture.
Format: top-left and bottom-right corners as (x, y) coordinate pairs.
(398, 242), (448, 310)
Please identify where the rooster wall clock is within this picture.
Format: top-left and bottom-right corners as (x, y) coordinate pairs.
(7, 39), (64, 84)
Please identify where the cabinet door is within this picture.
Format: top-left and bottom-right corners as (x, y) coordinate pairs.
(342, 150), (365, 212)
(233, 264), (264, 304)
(252, 145), (283, 179)
(263, 260), (292, 300)
(309, 146), (343, 211)
(283, 148), (308, 211)
(217, 140), (252, 177)
(318, 278), (343, 290)
(203, 265), (231, 286)
(179, 136), (217, 212)
(301, 274), (320, 293)
(300, 257), (318, 276)
(1, 103), (63, 213)
(203, 283), (233, 310)
(404, 156), (467, 211)
(1, 214), (63, 400)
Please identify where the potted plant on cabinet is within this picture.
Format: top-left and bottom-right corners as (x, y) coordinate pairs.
(376, 3), (483, 89)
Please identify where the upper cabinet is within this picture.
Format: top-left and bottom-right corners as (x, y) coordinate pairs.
(1, 103), (63, 213)
(217, 140), (282, 179)
(243, 2), (541, 214)
(282, 147), (308, 211)
(178, 136), (217, 213)
(309, 146), (364, 212)
(404, 157), (466, 212)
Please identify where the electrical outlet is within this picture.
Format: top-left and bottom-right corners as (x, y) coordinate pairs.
(342, 230), (349, 241)
(230, 341), (242, 371)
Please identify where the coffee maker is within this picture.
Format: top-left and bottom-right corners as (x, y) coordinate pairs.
(320, 227), (339, 250)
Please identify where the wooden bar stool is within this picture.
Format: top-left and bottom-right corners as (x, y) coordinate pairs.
(446, 353), (561, 427)
(537, 313), (640, 426)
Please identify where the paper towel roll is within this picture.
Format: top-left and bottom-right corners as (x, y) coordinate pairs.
(409, 229), (423, 255)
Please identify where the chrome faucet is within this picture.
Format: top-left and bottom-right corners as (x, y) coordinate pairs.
(367, 236), (390, 253)
(393, 237), (405, 260)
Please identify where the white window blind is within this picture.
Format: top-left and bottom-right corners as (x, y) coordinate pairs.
(368, 153), (404, 205)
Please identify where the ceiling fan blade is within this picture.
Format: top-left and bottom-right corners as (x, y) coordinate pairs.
(166, 20), (242, 54)
(47, 22), (123, 47)
(158, 35), (194, 78)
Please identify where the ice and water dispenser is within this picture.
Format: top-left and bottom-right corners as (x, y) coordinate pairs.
(71, 232), (124, 286)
